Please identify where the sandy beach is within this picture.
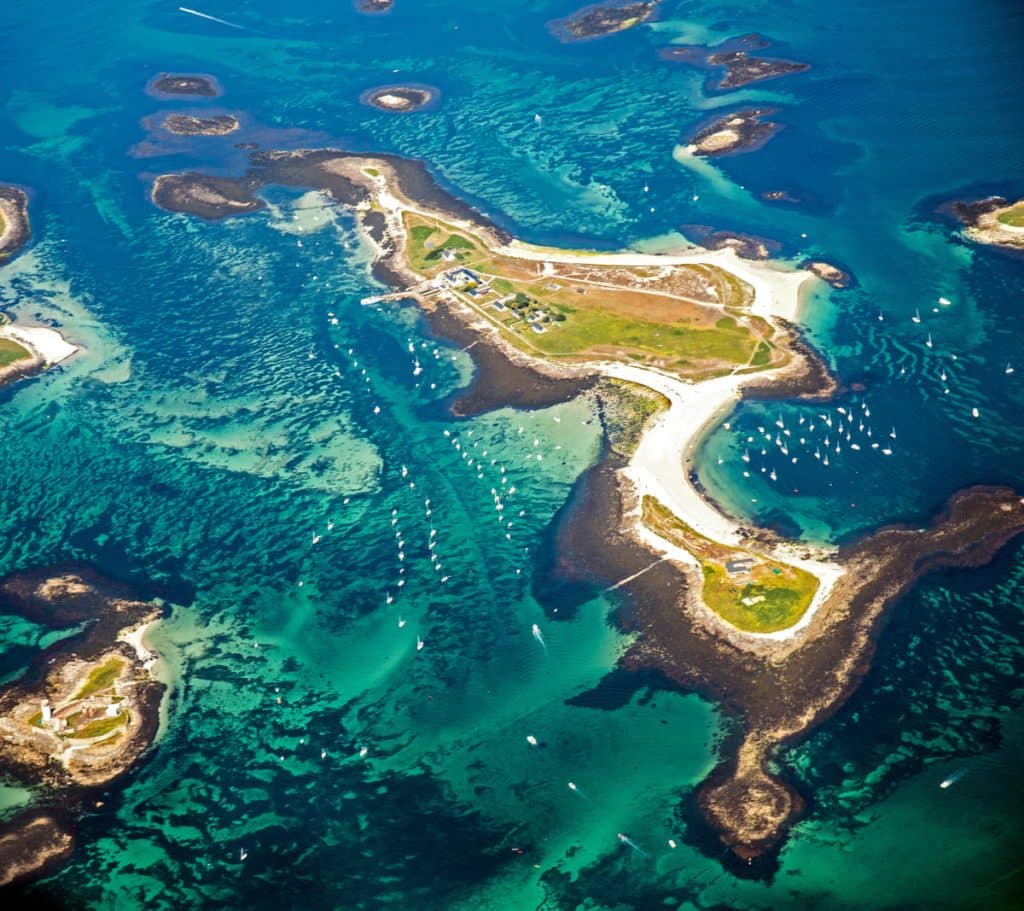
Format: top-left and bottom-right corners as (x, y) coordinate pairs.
(362, 159), (842, 644)
(0, 323), (78, 367)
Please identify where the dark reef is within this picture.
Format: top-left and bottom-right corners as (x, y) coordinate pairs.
(147, 73), (221, 98)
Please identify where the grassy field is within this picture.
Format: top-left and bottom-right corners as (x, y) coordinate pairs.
(0, 338), (32, 368)
(403, 214), (776, 378)
(996, 203), (1024, 227)
(71, 713), (127, 740)
(74, 658), (124, 700)
(642, 496), (818, 633)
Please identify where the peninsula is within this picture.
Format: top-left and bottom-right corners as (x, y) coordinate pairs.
(149, 147), (1024, 864)
(0, 566), (165, 887)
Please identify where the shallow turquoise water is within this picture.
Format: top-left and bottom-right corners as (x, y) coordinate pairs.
(1, 1), (1023, 908)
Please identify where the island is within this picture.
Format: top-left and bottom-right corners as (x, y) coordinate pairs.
(951, 196), (1024, 251)
(0, 566), (165, 887)
(548, 0), (660, 42)
(152, 172), (266, 220)
(685, 108), (780, 157)
(147, 73), (221, 98)
(360, 84), (439, 113)
(803, 259), (854, 288)
(162, 112), (240, 136)
(148, 146), (1024, 866)
(660, 33), (809, 91)
(355, 0), (393, 12)
(0, 185), (30, 263)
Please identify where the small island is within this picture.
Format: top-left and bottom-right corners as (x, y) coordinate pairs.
(761, 189), (801, 205)
(548, 0), (660, 42)
(147, 73), (221, 98)
(803, 259), (854, 288)
(162, 112), (240, 136)
(355, 0), (393, 12)
(0, 185), (30, 263)
(148, 146), (1024, 867)
(151, 172), (266, 220)
(360, 84), (439, 113)
(0, 566), (165, 886)
(685, 108), (780, 157)
(951, 196), (1024, 251)
(661, 34), (809, 91)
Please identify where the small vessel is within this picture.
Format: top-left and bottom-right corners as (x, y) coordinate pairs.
(912, 308), (922, 324)
(1006, 364), (1015, 375)
(940, 768), (968, 789)
(240, 849), (248, 861)
(416, 636), (424, 651)
(526, 735), (538, 746)
(938, 296), (952, 306)
(926, 333), (933, 348)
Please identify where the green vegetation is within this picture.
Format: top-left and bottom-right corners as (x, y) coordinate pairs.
(0, 338), (32, 369)
(996, 203), (1024, 227)
(363, 167), (380, 177)
(401, 212), (769, 377)
(523, 299), (756, 366)
(28, 711), (42, 727)
(74, 658), (124, 700)
(751, 340), (772, 366)
(642, 497), (818, 633)
(71, 713), (127, 740)
(406, 222), (481, 272)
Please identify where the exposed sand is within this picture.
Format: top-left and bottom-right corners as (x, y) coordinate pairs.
(357, 160), (839, 645)
(600, 361), (846, 645)
(0, 323), (78, 366)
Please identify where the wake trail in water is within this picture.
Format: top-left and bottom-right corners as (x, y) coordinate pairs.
(531, 623), (547, 655)
(617, 832), (649, 857)
(179, 6), (246, 29)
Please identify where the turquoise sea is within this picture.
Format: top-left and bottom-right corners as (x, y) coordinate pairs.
(1, 1), (1023, 908)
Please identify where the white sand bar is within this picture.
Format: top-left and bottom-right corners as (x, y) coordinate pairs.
(0, 323), (78, 365)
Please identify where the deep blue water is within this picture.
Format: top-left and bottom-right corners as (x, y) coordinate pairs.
(1, 1), (1023, 908)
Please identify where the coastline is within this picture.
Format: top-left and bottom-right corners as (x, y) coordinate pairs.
(0, 566), (168, 887)
(0, 320), (79, 388)
(146, 145), (1024, 865)
(0, 186), (30, 262)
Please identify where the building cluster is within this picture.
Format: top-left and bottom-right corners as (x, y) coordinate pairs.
(436, 267), (558, 335)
